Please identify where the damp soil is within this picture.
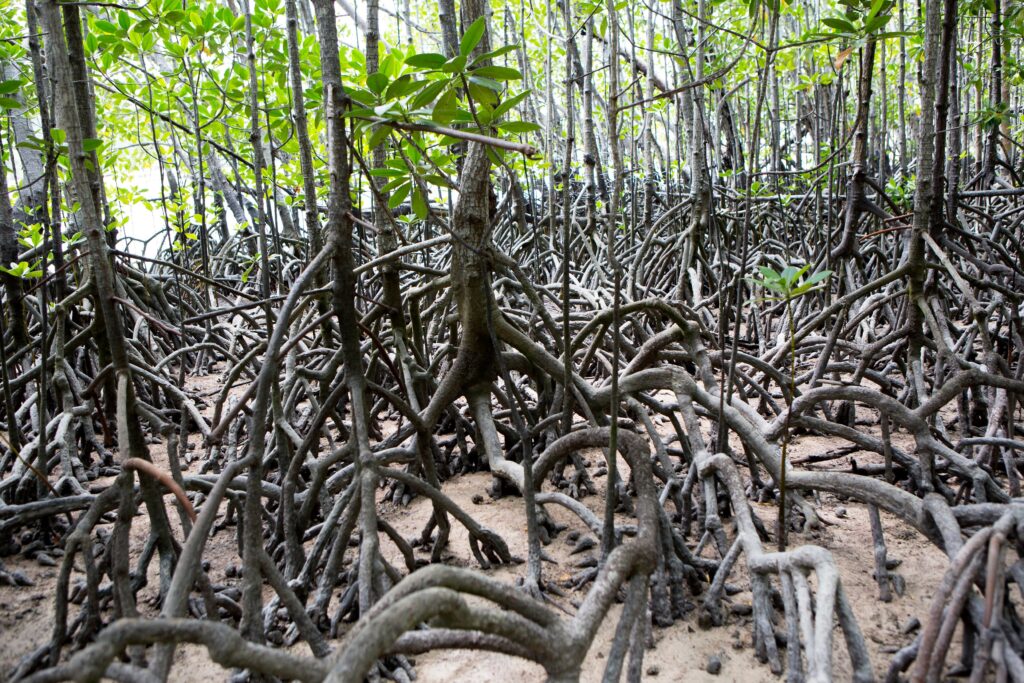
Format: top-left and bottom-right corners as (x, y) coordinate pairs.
(0, 375), (964, 682)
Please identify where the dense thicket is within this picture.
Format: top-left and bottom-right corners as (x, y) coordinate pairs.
(0, 0), (1022, 680)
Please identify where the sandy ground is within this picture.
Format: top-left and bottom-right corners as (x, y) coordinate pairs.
(0, 376), (968, 682)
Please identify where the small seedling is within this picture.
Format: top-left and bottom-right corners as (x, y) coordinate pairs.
(748, 264), (831, 550)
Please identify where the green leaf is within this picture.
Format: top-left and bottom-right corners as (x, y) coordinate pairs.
(17, 139), (44, 152)
(118, 10), (132, 31)
(385, 75), (425, 99)
(442, 55), (467, 73)
(347, 90), (378, 107)
(459, 17), (486, 57)
(468, 75), (503, 92)
(485, 146), (506, 165)
(366, 124), (390, 151)
(822, 17), (856, 33)
(867, 0), (886, 22)
(374, 101), (399, 118)
(804, 270), (832, 285)
(468, 81), (499, 107)
(432, 89), (458, 125)
(779, 265), (802, 285)
(381, 176), (408, 193)
(470, 44), (518, 67)
(790, 283), (813, 296)
(493, 91), (530, 120)
(863, 14), (891, 33)
(370, 168), (404, 178)
(388, 182), (410, 209)
(0, 262), (25, 277)
(366, 72), (389, 95)
(0, 80), (21, 95)
(497, 121), (539, 133)
(411, 79), (450, 110)
(411, 186), (428, 219)
(471, 65), (522, 81)
(95, 19), (120, 34)
(82, 138), (103, 152)
(0, 97), (20, 110)
(422, 174), (453, 189)
(1, 259), (43, 279)
(405, 52), (448, 69)
(381, 175), (409, 193)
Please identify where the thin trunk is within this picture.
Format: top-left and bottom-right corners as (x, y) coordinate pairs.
(239, 0), (271, 645)
(311, 0), (379, 614)
(832, 38), (877, 260)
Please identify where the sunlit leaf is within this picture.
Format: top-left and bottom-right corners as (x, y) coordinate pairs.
(459, 17), (486, 57)
(498, 121), (539, 133)
(822, 17), (856, 33)
(411, 186), (428, 219)
(95, 19), (120, 34)
(471, 65), (522, 81)
(406, 53), (448, 69)
(366, 72), (389, 95)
